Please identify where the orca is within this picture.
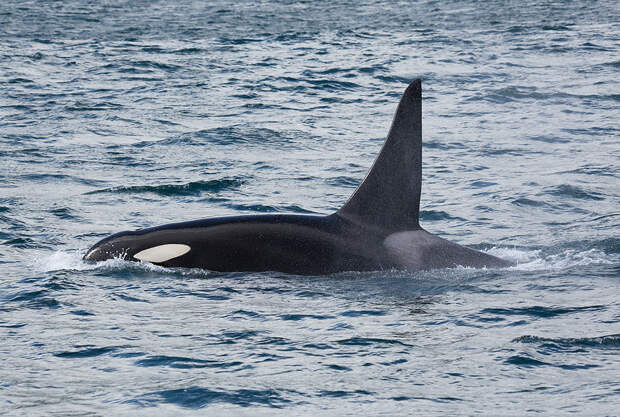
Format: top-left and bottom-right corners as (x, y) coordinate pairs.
(84, 79), (511, 274)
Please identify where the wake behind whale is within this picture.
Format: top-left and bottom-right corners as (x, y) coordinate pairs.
(84, 80), (511, 274)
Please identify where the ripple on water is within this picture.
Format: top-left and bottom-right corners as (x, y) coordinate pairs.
(54, 345), (123, 358)
(228, 309), (263, 319)
(480, 305), (605, 318)
(134, 387), (293, 409)
(85, 178), (244, 197)
(513, 334), (620, 349)
(223, 203), (317, 214)
(511, 198), (550, 208)
(2, 289), (61, 311)
(49, 207), (78, 219)
(279, 313), (335, 321)
(419, 210), (466, 222)
(134, 355), (243, 369)
(503, 354), (600, 370)
(336, 337), (412, 347)
(547, 184), (605, 201)
(339, 309), (386, 317)
(318, 389), (374, 398)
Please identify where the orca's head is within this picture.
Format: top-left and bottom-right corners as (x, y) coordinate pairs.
(83, 230), (191, 265)
(83, 230), (139, 262)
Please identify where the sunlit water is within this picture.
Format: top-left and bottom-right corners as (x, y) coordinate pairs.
(1, 0), (619, 415)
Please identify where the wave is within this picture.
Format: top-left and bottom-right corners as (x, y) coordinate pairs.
(513, 334), (620, 349)
(132, 126), (315, 149)
(222, 203), (317, 214)
(486, 246), (616, 271)
(419, 210), (466, 222)
(135, 386), (291, 409)
(85, 178), (243, 197)
(546, 184), (605, 201)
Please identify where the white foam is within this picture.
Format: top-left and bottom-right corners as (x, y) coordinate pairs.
(485, 247), (616, 272)
(34, 250), (166, 273)
(35, 250), (95, 272)
(34, 250), (215, 277)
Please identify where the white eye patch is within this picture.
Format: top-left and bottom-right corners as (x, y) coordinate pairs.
(133, 244), (191, 263)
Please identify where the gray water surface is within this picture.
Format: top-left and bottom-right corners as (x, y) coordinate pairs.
(1, 0), (619, 415)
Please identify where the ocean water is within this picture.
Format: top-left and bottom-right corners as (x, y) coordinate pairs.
(1, 0), (619, 415)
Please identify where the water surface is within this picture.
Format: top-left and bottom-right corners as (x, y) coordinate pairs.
(1, 0), (619, 415)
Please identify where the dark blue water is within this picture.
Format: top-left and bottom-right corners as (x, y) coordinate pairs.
(1, 0), (619, 415)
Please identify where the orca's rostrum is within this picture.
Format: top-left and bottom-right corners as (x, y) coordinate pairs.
(84, 80), (511, 274)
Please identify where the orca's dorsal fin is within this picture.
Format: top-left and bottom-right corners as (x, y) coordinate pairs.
(337, 79), (422, 234)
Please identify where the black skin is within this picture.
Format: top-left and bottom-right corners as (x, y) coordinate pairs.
(83, 212), (511, 274)
(84, 214), (391, 275)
